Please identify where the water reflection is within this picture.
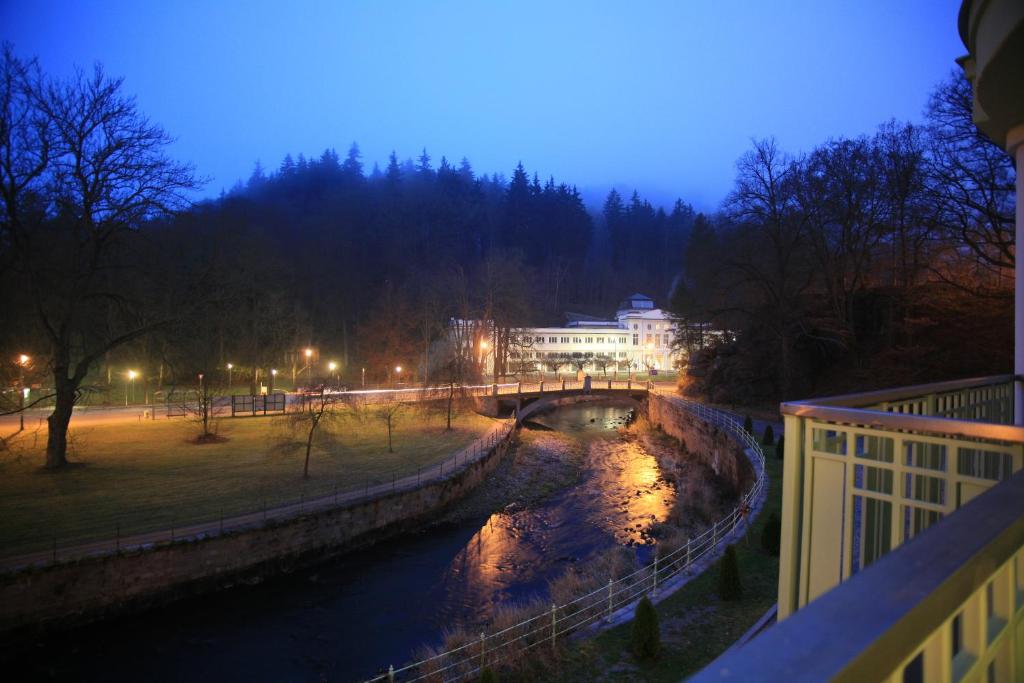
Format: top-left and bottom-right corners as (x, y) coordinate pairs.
(435, 401), (675, 625)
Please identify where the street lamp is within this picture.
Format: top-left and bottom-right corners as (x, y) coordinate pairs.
(394, 365), (402, 387)
(226, 363), (233, 389)
(270, 368), (277, 394)
(305, 348), (313, 386)
(361, 367), (365, 389)
(479, 340), (489, 378)
(126, 370), (138, 407)
(328, 361), (338, 385)
(16, 354), (29, 431)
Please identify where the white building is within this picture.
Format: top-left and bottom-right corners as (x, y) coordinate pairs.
(501, 293), (681, 376)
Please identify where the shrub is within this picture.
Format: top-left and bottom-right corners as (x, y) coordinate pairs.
(743, 415), (753, 435)
(761, 512), (781, 556)
(762, 424), (774, 446)
(776, 435), (785, 460)
(718, 544), (743, 601)
(480, 666), (498, 683)
(631, 595), (661, 660)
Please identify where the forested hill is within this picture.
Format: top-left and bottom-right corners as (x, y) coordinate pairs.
(189, 147), (695, 359)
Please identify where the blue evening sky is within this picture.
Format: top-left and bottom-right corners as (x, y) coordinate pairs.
(2, 0), (965, 211)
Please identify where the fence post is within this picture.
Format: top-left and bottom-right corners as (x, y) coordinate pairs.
(652, 552), (659, 596)
(480, 631), (486, 669)
(388, 665), (394, 683)
(551, 603), (557, 647)
(686, 537), (691, 570)
(712, 521), (717, 550)
(607, 578), (613, 618)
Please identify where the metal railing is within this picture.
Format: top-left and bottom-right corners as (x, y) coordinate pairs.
(693, 468), (1024, 683)
(366, 393), (767, 683)
(777, 375), (1024, 620)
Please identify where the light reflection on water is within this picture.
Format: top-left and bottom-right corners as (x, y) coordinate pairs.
(434, 401), (676, 625)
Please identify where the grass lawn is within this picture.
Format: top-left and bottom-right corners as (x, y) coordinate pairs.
(0, 407), (499, 557)
(541, 443), (784, 682)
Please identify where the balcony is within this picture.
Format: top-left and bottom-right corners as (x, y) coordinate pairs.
(694, 375), (1024, 682)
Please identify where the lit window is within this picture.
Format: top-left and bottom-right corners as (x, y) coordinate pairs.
(620, 336), (627, 344)
(632, 323), (638, 330)
(596, 337), (604, 343)
(585, 337), (593, 344)
(632, 334), (639, 345)
(561, 337), (569, 343)
(549, 337), (557, 343)
(535, 336), (544, 344)
(647, 324), (652, 330)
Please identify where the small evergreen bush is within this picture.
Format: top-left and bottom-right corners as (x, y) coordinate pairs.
(743, 415), (753, 435)
(776, 435), (785, 460)
(762, 424), (774, 446)
(631, 595), (661, 660)
(718, 544), (743, 601)
(761, 512), (781, 556)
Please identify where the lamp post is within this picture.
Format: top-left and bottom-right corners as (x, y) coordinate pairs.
(17, 354), (29, 432)
(361, 367), (365, 389)
(394, 365), (402, 387)
(479, 340), (489, 380)
(126, 370), (138, 407)
(270, 368), (277, 394)
(304, 348), (313, 387)
(226, 363), (233, 389)
(328, 361), (338, 386)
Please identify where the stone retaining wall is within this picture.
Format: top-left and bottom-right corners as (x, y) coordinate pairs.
(645, 392), (753, 495)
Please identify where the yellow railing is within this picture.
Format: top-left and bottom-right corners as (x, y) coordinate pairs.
(693, 468), (1024, 682)
(778, 375), (1024, 620)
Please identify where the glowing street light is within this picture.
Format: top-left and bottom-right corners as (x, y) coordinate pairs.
(328, 361), (338, 385)
(304, 348), (314, 385)
(393, 365), (402, 387)
(269, 368), (277, 394)
(226, 363), (234, 389)
(126, 369), (138, 406)
(16, 354), (29, 431)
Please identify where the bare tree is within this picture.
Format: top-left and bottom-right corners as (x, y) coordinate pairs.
(291, 386), (336, 478)
(1, 51), (201, 468)
(375, 393), (407, 453)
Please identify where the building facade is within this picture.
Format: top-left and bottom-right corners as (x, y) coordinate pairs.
(499, 293), (682, 377)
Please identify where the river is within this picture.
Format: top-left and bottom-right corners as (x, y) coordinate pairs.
(7, 400), (677, 682)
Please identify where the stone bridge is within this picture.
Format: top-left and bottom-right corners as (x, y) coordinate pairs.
(477, 380), (650, 421)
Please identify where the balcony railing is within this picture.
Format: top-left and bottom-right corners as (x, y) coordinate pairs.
(692, 467), (1024, 682)
(777, 375), (1024, 620)
(692, 375), (1024, 682)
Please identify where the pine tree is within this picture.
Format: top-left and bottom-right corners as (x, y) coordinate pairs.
(776, 435), (785, 460)
(743, 415), (754, 435)
(631, 596), (660, 660)
(718, 544), (743, 601)
(762, 424), (775, 445)
(761, 512), (781, 556)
